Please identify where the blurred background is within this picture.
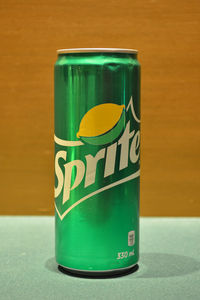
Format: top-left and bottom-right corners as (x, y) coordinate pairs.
(0, 0), (199, 216)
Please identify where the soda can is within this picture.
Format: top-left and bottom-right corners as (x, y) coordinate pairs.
(54, 48), (140, 277)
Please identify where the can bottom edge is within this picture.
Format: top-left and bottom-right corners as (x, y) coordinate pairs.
(58, 263), (139, 278)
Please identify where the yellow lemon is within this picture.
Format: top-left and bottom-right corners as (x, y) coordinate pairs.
(77, 103), (125, 145)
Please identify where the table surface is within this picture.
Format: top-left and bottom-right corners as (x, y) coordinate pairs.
(1, 217), (200, 300)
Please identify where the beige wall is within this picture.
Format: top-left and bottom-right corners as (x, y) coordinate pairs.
(0, 0), (200, 216)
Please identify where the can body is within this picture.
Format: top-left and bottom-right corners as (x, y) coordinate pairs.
(54, 49), (140, 276)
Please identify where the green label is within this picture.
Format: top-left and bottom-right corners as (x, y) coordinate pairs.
(54, 97), (140, 220)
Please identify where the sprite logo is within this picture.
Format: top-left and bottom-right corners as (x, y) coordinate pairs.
(55, 97), (140, 220)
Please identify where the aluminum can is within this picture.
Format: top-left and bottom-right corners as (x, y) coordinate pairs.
(54, 48), (140, 277)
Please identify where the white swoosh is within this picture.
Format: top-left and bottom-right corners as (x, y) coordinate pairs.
(54, 135), (83, 146)
(126, 97), (140, 123)
(55, 169), (140, 220)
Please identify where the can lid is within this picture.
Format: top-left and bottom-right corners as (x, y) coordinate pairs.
(57, 48), (138, 54)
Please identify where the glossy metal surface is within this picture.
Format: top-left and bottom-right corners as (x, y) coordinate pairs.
(54, 51), (140, 272)
(57, 48), (138, 54)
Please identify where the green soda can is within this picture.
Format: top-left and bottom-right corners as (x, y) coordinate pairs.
(54, 48), (140, 277)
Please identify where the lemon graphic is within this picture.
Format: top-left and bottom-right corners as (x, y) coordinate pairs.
(77, 103), (125, 145)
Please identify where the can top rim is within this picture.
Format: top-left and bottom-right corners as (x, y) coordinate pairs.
(57, 48), (138, 54)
